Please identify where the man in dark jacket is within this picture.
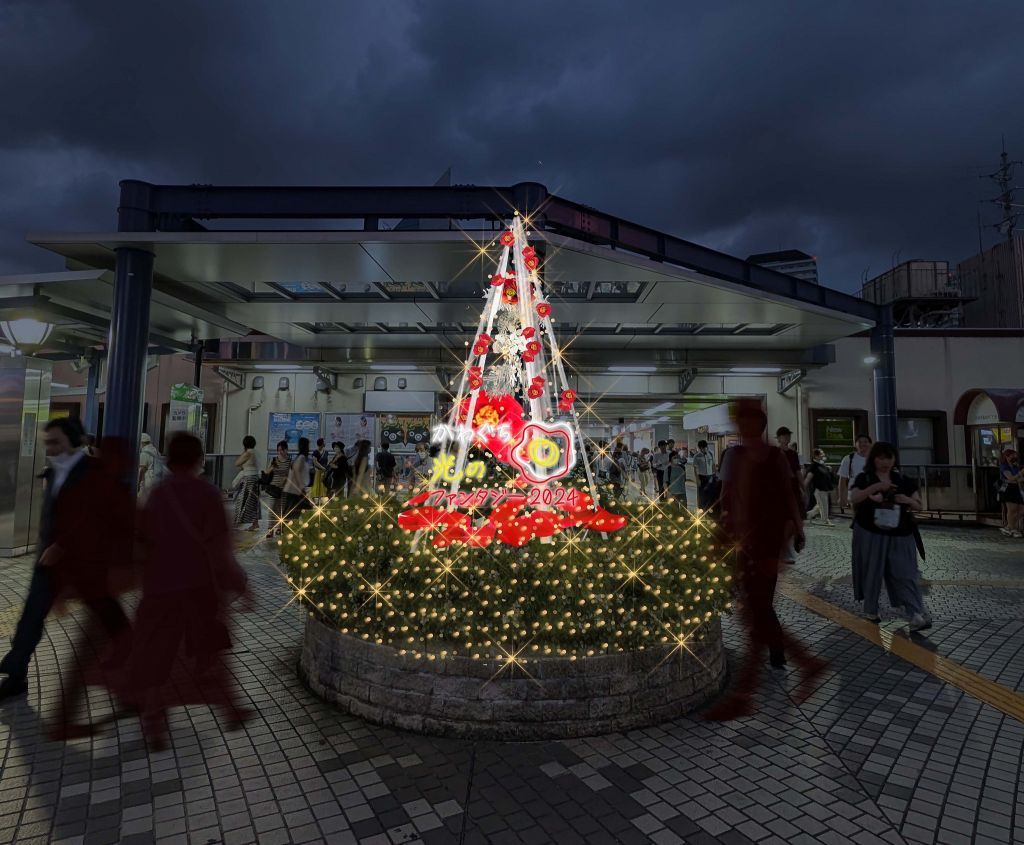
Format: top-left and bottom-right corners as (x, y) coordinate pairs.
(0, 419), (131, 713)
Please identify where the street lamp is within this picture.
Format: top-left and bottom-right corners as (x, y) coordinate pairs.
(0, 318), (53, 353)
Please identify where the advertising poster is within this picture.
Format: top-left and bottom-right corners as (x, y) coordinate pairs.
(379, 413), (432, 453)
(167, 383), (204, 438)
(324, 414), (376, 448)
(268, 412), (321, 453)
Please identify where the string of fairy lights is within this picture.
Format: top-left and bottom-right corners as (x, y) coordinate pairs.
(277, 211), (732, 663)
(280, 485), (732, 662)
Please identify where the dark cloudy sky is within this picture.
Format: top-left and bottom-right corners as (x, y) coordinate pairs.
(2, 1), (1023, 292)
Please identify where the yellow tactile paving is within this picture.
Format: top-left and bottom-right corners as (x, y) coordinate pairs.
(780, 583), (1024, 723)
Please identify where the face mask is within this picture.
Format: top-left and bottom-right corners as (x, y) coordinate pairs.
(49, 452), (77, 471)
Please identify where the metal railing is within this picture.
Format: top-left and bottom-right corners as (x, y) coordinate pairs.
(831, 463), (1001, 520)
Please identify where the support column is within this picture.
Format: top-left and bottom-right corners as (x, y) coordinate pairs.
(192, 339), (204, 388)
(870, 304), (898, 445)
(105, 247), (154, 449)
(83, 349), (101, 435)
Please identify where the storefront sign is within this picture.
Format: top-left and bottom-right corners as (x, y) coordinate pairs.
(966, 395), (1000, 426)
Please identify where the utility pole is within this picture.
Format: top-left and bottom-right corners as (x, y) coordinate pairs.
(987, 137), (1021, 242)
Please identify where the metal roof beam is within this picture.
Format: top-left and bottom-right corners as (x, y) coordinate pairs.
(116, 179), (878, 323)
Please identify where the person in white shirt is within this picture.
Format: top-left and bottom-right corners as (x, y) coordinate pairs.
(652, 441), (670, 499)
(138, 433), (166, 499)
(693, 440), (714, 494)
(838, 434), (873, 512)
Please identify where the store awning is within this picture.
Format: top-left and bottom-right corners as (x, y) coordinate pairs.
(954, 389), (1024, 426)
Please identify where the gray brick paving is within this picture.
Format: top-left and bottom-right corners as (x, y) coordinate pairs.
(0, 523), (1022, 842)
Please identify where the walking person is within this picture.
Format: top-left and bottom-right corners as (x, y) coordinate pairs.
(309, 438), (329, 502)
(838, 433), (873, 514)
(128, 432), (252, 749)
(850, 441), (931, 630)
(997, 450), (1023, 537)
(666, 450), (689, 509)
(264, 440), (291, 538)
(652, 441), (669, 499)
(137, 433), (166, 501)
(284, 437), (311, 518)
(704, 400), (827, 721)
(326, 441), (350, 496)
(232, 435), (262, 531)
(0, 420), (132, 706)
(804, 449), (836, 526)
(350, 440), (374, 496)
(693, 440), (714, 501)
(376, 442), (397, 492)
(608, 445), (625, 500)
(638, 448), (652, 497)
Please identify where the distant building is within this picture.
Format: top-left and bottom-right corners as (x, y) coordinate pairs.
(746, 249), (819, 285)
(957, 238), (1024, 329)
(861, 260), (968, 328)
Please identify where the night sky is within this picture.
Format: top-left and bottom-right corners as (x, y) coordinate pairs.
(2, 1), (1023, 292)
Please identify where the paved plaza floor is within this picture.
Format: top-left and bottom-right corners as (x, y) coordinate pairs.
(1, 520), (1023, 844)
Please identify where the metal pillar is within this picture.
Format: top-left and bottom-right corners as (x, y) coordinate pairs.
(83, 349), (101, 435)
(105, 248), (154, 450)
(870, 304), (898, 445)
(192, 339), (204, 388)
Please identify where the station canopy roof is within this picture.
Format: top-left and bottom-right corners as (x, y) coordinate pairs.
(18, 238), (872, 357)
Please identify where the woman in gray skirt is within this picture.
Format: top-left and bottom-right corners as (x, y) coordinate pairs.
(850, 441), (931, 632)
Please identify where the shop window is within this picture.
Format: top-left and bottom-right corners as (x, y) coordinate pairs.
(810, 409), (869, 464)
(897, 411), (948, 465)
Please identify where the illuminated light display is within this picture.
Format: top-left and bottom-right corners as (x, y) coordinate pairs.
(280, 214), (730, 663)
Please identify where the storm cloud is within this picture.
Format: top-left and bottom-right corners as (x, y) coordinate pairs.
(2, 0), (1023, 291)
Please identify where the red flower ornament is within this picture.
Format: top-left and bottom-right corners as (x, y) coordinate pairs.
(535, 301), (552, 318)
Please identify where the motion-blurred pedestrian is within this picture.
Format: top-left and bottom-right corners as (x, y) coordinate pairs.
(127, 432), (252, 749)
(0, 420), (132, 714)
(704, 401), (827, 720)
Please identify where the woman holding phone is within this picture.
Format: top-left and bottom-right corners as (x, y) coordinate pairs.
(849, 442), (930, 631)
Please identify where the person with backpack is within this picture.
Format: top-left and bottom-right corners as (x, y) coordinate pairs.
(804, 449), (836, 526)
(838, 434), (873, 513)
(138, 433), (167, 500)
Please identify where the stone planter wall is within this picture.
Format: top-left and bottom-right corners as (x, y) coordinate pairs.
(299, 615), (726, 739)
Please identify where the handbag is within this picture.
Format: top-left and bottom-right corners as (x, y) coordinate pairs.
(873, 505), (900, 530)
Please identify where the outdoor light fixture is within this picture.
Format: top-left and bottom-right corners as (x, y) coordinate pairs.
(729, 367), (783, 374)
(0, 318), (53, 352)
(251, 376), (265, 390)
(398, 378), (407, 390)
(607, 365), (656, 373)
(278, 377), (290, 392)
(863, 355), (880, 365)
(373, 377), (387, 391)
(352, 377), (364, 389)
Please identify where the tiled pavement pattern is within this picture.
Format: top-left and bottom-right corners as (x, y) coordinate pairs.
(1, 522), (1023, 843)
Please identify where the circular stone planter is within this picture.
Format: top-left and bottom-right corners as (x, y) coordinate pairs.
(298, 615), (727, 739)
